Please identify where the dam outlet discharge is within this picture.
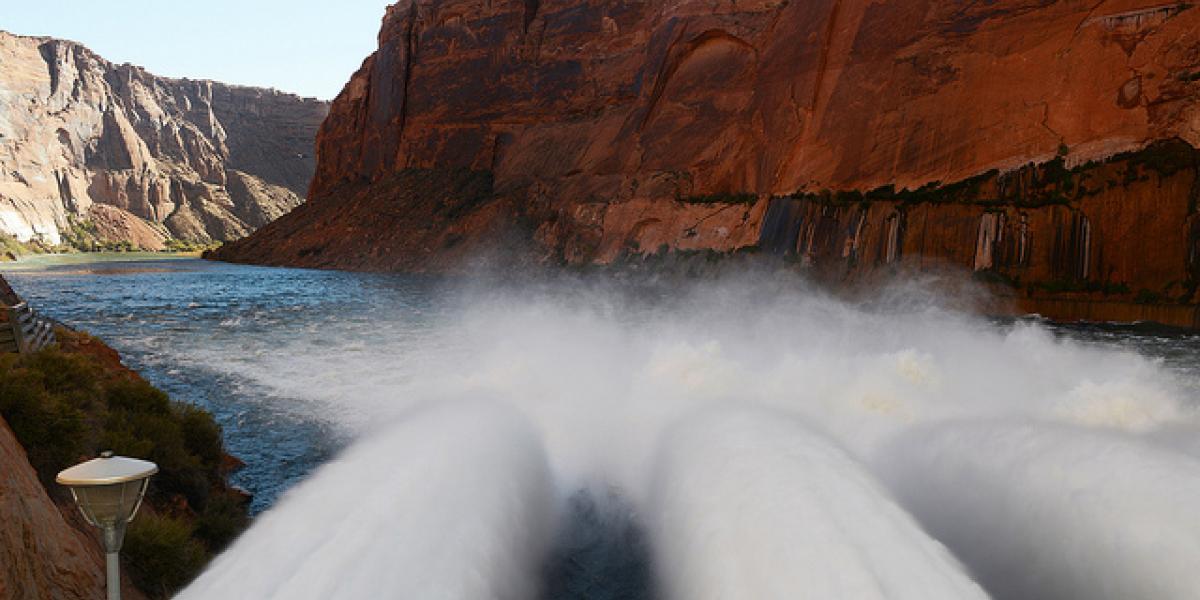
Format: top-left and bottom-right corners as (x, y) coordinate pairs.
(176, 275), (1200, 599)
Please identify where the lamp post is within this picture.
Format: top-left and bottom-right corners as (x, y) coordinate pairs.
(57, 451), (158, 600)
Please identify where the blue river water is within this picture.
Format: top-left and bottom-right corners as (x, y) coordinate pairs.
(4, 254), (450, 513)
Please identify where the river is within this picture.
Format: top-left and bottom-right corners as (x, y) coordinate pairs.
(7, 253), (1200, 600)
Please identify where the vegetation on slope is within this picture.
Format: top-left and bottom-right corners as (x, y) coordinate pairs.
(0, 327), (248, 598)
(0, 214), (221, 259)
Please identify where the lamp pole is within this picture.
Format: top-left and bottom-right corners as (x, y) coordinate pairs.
(57, 451), (158, 600)
(101, 519), (126, 600)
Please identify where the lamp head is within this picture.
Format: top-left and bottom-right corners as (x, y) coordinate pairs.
(56, 452), (158, 529)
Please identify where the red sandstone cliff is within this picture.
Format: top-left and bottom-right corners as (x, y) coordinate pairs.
(215, 0), (1200, 322)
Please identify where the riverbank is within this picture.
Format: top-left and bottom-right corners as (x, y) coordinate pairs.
(4, 250), (207, 268)
(0, 228), (217, 262)
(0, 288), (249, 599)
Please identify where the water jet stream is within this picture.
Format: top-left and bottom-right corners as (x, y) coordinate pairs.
(879, 420), (1200, 600)
(178, 400), (556, 600)
(648, 407), (990, 600)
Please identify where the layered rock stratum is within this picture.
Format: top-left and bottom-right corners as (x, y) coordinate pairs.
(214, 0), (1200, 324)
(0, 31), (328, 250)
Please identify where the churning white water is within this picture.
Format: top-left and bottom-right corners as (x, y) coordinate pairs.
(175, 272), (1200, 599)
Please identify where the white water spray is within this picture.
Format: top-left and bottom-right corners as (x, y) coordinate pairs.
(648, 406), (989, 599)
(879, 420), (1200, 600)
(177, 274), (1200, 599)
(178, 400), (555, 600)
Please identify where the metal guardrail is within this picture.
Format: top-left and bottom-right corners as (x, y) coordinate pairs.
(0, 302), (56, 354)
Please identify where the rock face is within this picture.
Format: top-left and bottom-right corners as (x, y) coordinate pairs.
(216, 0), (1200, 322)
(0, 31), (328, 249)
(0, 415), (104, 599)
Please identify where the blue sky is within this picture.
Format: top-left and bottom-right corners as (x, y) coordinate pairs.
(2, 1), (390, 100)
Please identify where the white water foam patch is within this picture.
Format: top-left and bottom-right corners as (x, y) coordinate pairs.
(430, 287), (1192, 503)
(178, 400), (556, 600)
(1055, 378), (1182, 431)
(171, 278), (1194, 452)
(648, 407), (989, 600)
(879, 420), (1200, 600)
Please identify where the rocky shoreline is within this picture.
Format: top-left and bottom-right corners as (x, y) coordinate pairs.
(0, 282), (248, 599)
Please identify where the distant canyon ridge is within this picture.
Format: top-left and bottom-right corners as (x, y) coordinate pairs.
(0, 31), (328, 251)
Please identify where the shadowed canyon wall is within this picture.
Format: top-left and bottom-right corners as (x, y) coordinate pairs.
(215, 0), (1200, 323)
(0, 31), (329, 250)
(0, 413), (144, 600)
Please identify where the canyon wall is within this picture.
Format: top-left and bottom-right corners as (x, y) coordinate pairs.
(214, 0), (1200, 322)
(0, 31), (328, 250)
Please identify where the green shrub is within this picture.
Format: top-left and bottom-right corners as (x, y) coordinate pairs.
(59, 216), (100, 252)
(0, 349), (230, 502)
(101, 377), (215, 510)
(123, 513), (208, 599)
(0, 344), (247, 598)
(163, 238), (219, 253)
(0, 352), (98, 488)
(194, 492), (250, 552)
(0, 232), (38, 260)
(179, 403), (224, 468)
(99, 240), (138, 253)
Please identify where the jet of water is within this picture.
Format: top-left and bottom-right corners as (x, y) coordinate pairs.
(648, 405), (989, 600)
(880, 419), (1200, 600)
(178, 400), (556, 600)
